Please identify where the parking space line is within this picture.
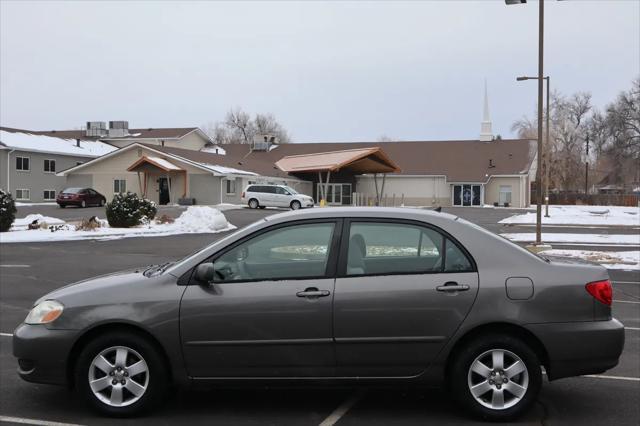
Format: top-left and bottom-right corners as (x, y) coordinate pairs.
(612, 281), (640, 285)
(319, 389), (366, 426)
(0, 333), (13, 337)
(583, 375), (640, 382)
(0, 415), (84, 426)
(614, 299), (640, 304)
(0, 264), (30, 268)
(624, 327), (640, 331)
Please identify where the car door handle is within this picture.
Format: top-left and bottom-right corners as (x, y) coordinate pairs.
(296, 288), (330, 298)
(436, 282), (470, 292)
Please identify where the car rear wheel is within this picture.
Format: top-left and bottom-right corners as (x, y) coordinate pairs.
(290, 200), (301, 210)
(75, 332), (168, 416)
(58, 204), (66, 209)
(450, 334), (541, 422)
(248, 199), (259, 209)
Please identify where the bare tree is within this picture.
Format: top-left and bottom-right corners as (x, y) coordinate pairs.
(254, 113), (291, 143)
(225, 108), (254, 144)
(376, 134), (395, 142)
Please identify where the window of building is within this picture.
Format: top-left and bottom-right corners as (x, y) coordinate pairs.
(114, 179), (127, 193)
(499, 185), (512, 205)
(44, 159), (56, 173)
(16, 156), (30, 171)
(225, 179), (236, 195)
(211, 222), (336, 282)
(43, 190), (56, 200)
(452, 184), (481, 206)
(15, 189), (30, 200)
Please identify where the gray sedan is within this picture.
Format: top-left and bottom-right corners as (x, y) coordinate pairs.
(13, 207), (624, 421)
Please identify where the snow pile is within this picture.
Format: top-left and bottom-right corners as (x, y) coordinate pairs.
(12, 214), (65, 228)
(500, 205), (640, 227)
(501, 233), (640, 246)
(540, 249), (639, 270)
(0, 207), (235, 243)
(171, 206), (230, 233)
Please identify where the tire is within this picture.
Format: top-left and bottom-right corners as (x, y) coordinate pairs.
(81, 200), (86, 208)
(290, 200), (301, 210)
(248, 199), (259, 209)
(59, 204), (66, 209)
(75, 331), (169, 417)
(449, 334), (542, 422)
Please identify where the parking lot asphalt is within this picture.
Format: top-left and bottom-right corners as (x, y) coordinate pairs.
(0, 206), (638, 425)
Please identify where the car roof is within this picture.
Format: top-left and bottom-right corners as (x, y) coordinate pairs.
(264, 206), (459, 223)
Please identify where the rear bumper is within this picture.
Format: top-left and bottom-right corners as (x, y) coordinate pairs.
(527, 318), (625, 380)
(13, 323), (77, 386)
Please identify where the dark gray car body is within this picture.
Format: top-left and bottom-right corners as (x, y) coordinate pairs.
(13, 207), (624, 388)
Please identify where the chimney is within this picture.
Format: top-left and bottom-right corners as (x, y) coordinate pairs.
(479, 80), (493, 142)
(76, 139), (80, 147)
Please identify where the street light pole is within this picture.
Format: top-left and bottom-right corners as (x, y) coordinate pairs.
(507, 0), (547, 245)
(585, 133), (590, 195)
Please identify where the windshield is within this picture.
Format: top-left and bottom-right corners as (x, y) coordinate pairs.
(62, 187), (83, 193)
(283, 186), (298, 194)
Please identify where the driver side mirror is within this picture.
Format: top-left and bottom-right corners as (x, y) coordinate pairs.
(194, 263), (215, 284)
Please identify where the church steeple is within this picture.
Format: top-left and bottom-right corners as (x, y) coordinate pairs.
(479, 80), (493, 141)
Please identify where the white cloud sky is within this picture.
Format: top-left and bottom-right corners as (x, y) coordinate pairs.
(1, 0), (638, 142)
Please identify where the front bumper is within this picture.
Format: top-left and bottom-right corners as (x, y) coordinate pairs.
(12, 323), (78, 386)
(527, 318), (625, 380)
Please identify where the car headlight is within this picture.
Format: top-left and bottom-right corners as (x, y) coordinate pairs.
(25, 300), (64, 325)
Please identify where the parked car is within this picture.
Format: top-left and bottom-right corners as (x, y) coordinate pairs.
(241, 184), (314, 210)
(56, 187), (106, 208)
(13, 207), (624, 420)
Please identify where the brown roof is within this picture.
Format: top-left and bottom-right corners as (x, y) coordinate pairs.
(275, 147), (400, 174)
(220, 139), (535, 182)
(0, 126), (199, 140)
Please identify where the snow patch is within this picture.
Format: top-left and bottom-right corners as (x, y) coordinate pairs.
(12, 214), (65, 228)
(500, 205), (640, 227)
(540, 249), (639, 270)
(501, 233), (640, 245)
(171, 206), (230, 232)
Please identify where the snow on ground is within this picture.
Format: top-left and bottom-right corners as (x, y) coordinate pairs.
(0, 207), (235, 243)
(15, 202), (58, 207)
(501, 233), (640, 246)
(499, 205), (639, 227)
(540, 249), (640, 270)
(12, 214), (65, 228)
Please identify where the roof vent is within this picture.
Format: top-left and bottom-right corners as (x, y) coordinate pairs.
(108, 121), (129, 138)
(489, 159), (496, 168)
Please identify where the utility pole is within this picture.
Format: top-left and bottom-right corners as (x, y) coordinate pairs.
(585, 133), (590, 196)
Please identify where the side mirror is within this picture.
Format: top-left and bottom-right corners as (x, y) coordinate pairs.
(194, 263), (215, 284)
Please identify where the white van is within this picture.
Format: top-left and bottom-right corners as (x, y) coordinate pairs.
(241, 184), (314, 210)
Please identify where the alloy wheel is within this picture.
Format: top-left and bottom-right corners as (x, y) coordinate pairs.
(467, 348), (529, 410)
(88, 345), (149, 407)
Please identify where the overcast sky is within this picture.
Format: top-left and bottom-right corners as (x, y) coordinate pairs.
(1, 0), (638, 142)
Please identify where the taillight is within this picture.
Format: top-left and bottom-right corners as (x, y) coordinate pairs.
(241, 191), (245, 198)
(586, 280), (612, 306)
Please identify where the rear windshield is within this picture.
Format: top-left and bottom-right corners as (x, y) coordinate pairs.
(62, 187), (83, 193)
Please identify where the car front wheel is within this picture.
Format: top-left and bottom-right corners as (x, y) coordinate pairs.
(75, 331), (168, 416)
(450, 334), (542, 422)
(290, 200), (301, 210)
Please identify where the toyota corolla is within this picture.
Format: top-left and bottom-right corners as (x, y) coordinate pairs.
(13, 207), (624, 421)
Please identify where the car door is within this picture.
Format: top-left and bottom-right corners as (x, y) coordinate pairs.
(333, 219), (479, 377)
(274, 186), (290, 207)
(87, 189), (99, 205)
(179, 219), (342, 378)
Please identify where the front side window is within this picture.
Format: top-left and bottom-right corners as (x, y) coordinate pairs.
(114, 179), (126, 193)
(345, 221), (474, 276)
(16, 156), (30, 171)
(43, 190), (56, 200)
(275, 186), (287, 195)
(212, 222), (335, 282)
(44, 159), (56, 173)
(15, 189), (30, 200)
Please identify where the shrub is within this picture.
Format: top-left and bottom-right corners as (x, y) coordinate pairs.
(0, 190), (17, 232)
(105, 192), (157, 228)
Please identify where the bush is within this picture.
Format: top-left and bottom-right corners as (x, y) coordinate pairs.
(105, 192), (157, 228)
(0, 190), (17, 232)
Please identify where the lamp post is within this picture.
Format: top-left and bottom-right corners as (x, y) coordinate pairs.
(506, 0), (546, 245)
(517, 75), (550, 217)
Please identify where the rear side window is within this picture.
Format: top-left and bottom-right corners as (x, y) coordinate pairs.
(345, 221), (474, 276)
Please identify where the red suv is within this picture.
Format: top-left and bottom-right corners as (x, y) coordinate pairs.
(56, 188), (106, 208)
